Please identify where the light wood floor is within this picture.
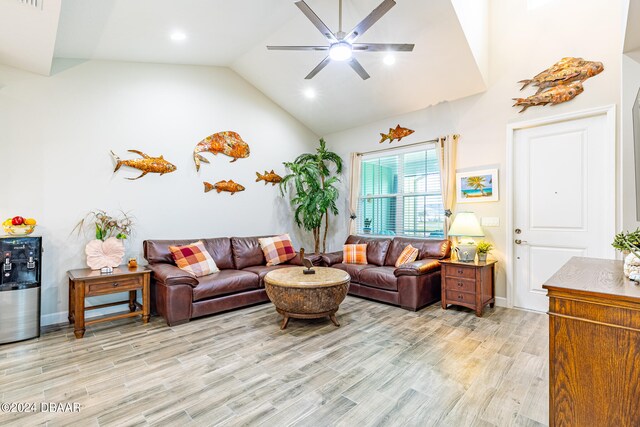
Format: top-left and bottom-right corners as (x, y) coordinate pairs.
(0, 297), (548, 427)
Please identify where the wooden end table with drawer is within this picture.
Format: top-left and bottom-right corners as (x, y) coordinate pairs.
(67, 266), (151, 338)
(440, 259), (497, 317)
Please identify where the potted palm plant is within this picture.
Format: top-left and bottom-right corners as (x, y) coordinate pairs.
(280, 139), (342, 253)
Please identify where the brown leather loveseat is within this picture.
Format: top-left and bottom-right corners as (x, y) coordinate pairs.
(321, 235), (451, 311)
(143, 236), (320, 326)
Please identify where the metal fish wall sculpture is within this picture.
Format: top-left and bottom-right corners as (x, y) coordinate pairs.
(513, 82), (584, 113)
(514, 57), (603, 112)
(204, 180), (246, 195)
(193, 131), (251, 171)
(255, 170), (283, 186)
(379, 125), (415, 144)
(111, 150), (177, 180)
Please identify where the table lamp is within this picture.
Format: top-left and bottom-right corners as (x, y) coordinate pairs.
(448, 212), (485, 262)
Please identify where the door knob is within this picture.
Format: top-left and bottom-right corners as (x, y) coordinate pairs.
(515, 239), (528, 245)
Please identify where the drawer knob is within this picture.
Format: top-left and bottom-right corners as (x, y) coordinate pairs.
(457, 294), (463, 300)
(457, 282), (463, 287)
(457, 269), (463, 274)
(113, 282), (119, 287)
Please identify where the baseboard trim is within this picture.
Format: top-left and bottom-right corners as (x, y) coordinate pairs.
(41, 303), (137, 327)
(494, 296), (508, 308)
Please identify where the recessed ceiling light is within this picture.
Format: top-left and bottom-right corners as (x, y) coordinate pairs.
(170, 31), (187, 42)
(383, 55), (396, 66)
(303, 88), (316, 99)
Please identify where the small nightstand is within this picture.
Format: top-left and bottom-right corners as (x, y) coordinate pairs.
(440, 259), (496, 317)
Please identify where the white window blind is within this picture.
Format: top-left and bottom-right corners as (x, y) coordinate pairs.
(357, 144), (445, 238)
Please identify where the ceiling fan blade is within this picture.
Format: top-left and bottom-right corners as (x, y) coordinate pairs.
(352, 43), (414, 52)
(295, 1), (337, 43)
(305, 56), (332, 79)
(267, 46), (329, 51)
(345, 0), (396, 43)
(349, 58), (370, 80)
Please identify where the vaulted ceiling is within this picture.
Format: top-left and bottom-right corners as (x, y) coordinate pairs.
(1, 0), (490, 135)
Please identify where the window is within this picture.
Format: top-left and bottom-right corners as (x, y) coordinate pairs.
(357, 144), (444, 238)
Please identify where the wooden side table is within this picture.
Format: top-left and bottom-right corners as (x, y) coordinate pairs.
(67, 266), (151, 338)
(440, 259), (496, 317)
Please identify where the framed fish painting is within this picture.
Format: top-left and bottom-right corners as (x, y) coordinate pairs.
(456, 168), (499, 203)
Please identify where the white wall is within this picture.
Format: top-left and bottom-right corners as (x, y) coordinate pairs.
(323, 0), (624, 301)
(0, 60), (318, 325)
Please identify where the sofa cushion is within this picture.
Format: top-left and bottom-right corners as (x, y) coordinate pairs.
(243, 265), (293, 286)
(395, 244), (419, 267)
(345, 235), (391, 266)
(332, 263), (376, 283)
(385, 238), (451, 266)
(231, 236), (272, 270)
(258, 234), (296, 266)
(343, 244), (368, 265)
(358, 266), (398, 291)
(169, 241), (219, 277)
(192, 270), (260, 301)
(144, 238), (235, 270)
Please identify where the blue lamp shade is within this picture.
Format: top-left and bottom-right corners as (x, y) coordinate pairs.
(448, 212), (485, 237)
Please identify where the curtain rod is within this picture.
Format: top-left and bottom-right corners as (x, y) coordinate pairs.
(356, 138), (439, 157)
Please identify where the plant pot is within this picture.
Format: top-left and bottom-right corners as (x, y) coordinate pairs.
(624, 253), (640, 278)
(478, 253), (488, 262)
(85, 237), (125, 270)
(363, 227), (372, 234)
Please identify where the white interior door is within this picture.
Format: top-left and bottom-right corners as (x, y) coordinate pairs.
(513, 112), (615, 312)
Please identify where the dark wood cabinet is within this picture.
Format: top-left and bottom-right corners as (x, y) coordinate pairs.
(543, 257), (640, 427)
(440, 259), (496, 317)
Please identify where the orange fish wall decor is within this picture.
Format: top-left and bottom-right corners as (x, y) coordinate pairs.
(379, 125), (415, 143)
(514, 57), (603, 113)
(193, 131), (251, 171)
(255, 170), (283, 186)
(204, 180), (246, 195)
(111, 150), (177, 180)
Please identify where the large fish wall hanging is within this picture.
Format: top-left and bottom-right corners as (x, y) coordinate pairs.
(193, 131), (250, 171)
(111, 150), (177, 180)
(255, 170), (283, 186)
(513, 57), (603, 113)
(379, 125), (415, 143)
(204, 180), (246, 195)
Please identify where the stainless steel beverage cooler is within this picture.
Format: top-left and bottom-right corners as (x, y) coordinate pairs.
(0, 236), (42, 344)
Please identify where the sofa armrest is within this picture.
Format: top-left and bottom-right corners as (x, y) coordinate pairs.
(147, 263), (198, 287)
(321, 251), (343, 267)
(394, 259), (441, 277)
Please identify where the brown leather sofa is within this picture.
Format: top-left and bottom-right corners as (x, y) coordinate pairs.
(321, 235), (451, 311)
(143, 236), (321, 326)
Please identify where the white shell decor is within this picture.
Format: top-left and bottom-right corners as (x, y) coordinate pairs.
(623, 253), (640, 278)
(85, 237), (125, 270)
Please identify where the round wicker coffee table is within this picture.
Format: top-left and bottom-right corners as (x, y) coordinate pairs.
(264, 267), (350, 330)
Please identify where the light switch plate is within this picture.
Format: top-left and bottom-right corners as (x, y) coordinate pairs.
(481, 217), (500, 227)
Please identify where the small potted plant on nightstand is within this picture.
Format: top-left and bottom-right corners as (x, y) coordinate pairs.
(612, 229), (640, 278)
(476, 240), (493, 262)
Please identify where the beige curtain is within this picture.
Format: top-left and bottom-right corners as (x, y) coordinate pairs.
(348, 152), (361, 235)
(437, 134), (459, 237)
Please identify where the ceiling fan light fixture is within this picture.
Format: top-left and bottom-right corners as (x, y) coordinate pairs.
(329, 41), (353, 61)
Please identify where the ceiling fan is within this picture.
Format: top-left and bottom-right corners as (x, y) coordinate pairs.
(267, 0), (414, 80)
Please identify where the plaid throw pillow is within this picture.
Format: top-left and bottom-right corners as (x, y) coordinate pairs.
(169, 241), (219, 278)
(395, 244), (419, 267)
(343, 244), (368, 265)
(258, 234), (296, 266)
